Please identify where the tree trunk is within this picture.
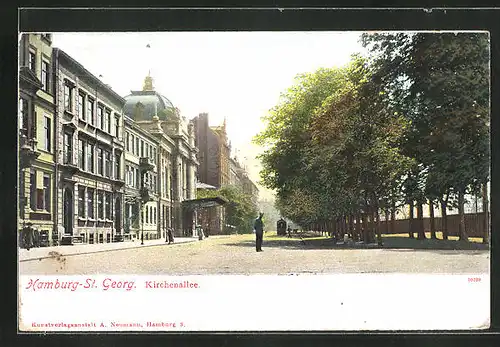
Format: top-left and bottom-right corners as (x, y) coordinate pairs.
(390, 201), (396, 234)
(416, 201), (426, 239)
(375, 204), (383, 246)
(355, 212), (361, 242)
(348, 214), (354, 239)
(482, 183), (489, 244)
(440, 198), (449, 240)
(458, 189), (468, 241)
(362, 213), (368, 243)
(429, 200), (437, 239)
(368, 206), (376, 244)
(384, 209), (390, 234)
(339, 216), (344, 240)
(408, 201), (415, 238)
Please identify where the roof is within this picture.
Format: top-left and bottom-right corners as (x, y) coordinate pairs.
(123, 90), (178, 121)
(181, 197), (228, 210)
(196, 182), (217, 190)
(54, 48), (126, 106)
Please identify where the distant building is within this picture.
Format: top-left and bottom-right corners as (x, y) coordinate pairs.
(192, 113), (232, 234)
(229, 156), (259, 205)
(192, 113), (230, 188)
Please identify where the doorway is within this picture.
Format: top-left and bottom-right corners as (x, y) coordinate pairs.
(115, 196), (122, 238)
(63, 187), (73, 235)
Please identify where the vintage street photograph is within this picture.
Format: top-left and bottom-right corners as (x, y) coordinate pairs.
(18, 31), (490, 277)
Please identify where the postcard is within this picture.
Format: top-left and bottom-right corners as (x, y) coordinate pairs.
(17, 30), (490, 332)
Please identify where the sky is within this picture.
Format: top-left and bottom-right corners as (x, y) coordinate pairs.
(51, 31), (365, 201)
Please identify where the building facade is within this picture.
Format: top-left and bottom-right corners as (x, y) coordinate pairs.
(192, 113), (230, 188)
(53, 48), (126, 245)
(229, 157), (259, 205)
(123, 116), (159, 241)
(192, 113), (235, 234)
(18, 33), (56, 244)
(123, 75), (198, 237)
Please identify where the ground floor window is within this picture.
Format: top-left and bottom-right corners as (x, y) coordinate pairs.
(78, 186), (86, 217)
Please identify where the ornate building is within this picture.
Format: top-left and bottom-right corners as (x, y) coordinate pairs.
(192, 112), (233, 234)
(123, 74), (198, 237)
(123, 116), (159, 241)
(53, 48), (126, 245)
(18, 33), (56, 245)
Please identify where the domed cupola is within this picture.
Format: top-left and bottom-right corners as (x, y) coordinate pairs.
(123, 73), (179, 121)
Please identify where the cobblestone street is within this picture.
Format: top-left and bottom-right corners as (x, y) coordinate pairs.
(19, 233), (489, 275)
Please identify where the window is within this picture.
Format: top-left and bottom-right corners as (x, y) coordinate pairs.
(141, 140), (144, 157)
(87, 188), (95, 219)
(105, 192), (111, 219)
(64, 84), (73, 111)
(126, 132), (130, 151)
(97, 148), (103, 175)
(97, 191), (104, 219)
(146, 205), (149, 224)
(78, 92), (85, 120)
(36, 173), (49, 211)
(87, 98), (94, 125)
(43, 116), (51, 152)
(97, 105), (104, 129)
(135, 137), (139, 155)
(19, 98), (29, 134)
(135, 168), (139, 188)
(153, 148), (156, 163)
(145, 144), (149, 158)
(105, 150), (111, 178)
(63, 132), (72, 164)
(78, 186), (86, 217)
(87, 143), (94, 173)
(105, 109), (111, 133)
(41, 60), (49, 92)
(28, 51), (36, 73)
(30, 170), (36, 210)
(114, 114), (120, 138)
(115, 152), (121, 180)
(153, 207), (156, 223)
(43, 174), (51, 212)
(78, 139), (85, 169)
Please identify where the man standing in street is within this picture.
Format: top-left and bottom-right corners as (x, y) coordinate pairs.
(254, 212), (265, 252)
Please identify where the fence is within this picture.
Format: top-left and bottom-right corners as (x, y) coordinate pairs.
(382, 212), (487, 237)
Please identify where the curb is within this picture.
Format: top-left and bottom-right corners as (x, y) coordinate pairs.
(19, 239), (199, 262)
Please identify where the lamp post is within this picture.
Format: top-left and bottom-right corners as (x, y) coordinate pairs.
(141, 200), (145, 245)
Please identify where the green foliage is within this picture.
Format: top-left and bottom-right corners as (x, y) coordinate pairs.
(197, 186), (258, 234)
(255, 32), (490, 230)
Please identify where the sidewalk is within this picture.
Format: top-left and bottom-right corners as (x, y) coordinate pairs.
(19, 237), (199, 262)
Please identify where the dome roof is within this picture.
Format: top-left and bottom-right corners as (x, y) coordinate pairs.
(123, 75), (179, 121)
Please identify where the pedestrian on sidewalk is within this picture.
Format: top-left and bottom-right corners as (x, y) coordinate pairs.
(167, 227), (175, 244)
(254, 212), (265, 252)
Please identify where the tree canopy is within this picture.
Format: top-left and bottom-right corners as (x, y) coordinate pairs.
(254, 32), (490, 242)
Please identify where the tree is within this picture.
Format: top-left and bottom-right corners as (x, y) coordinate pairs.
(197, 186), (258, 234)
(362, 32), (490, 241)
